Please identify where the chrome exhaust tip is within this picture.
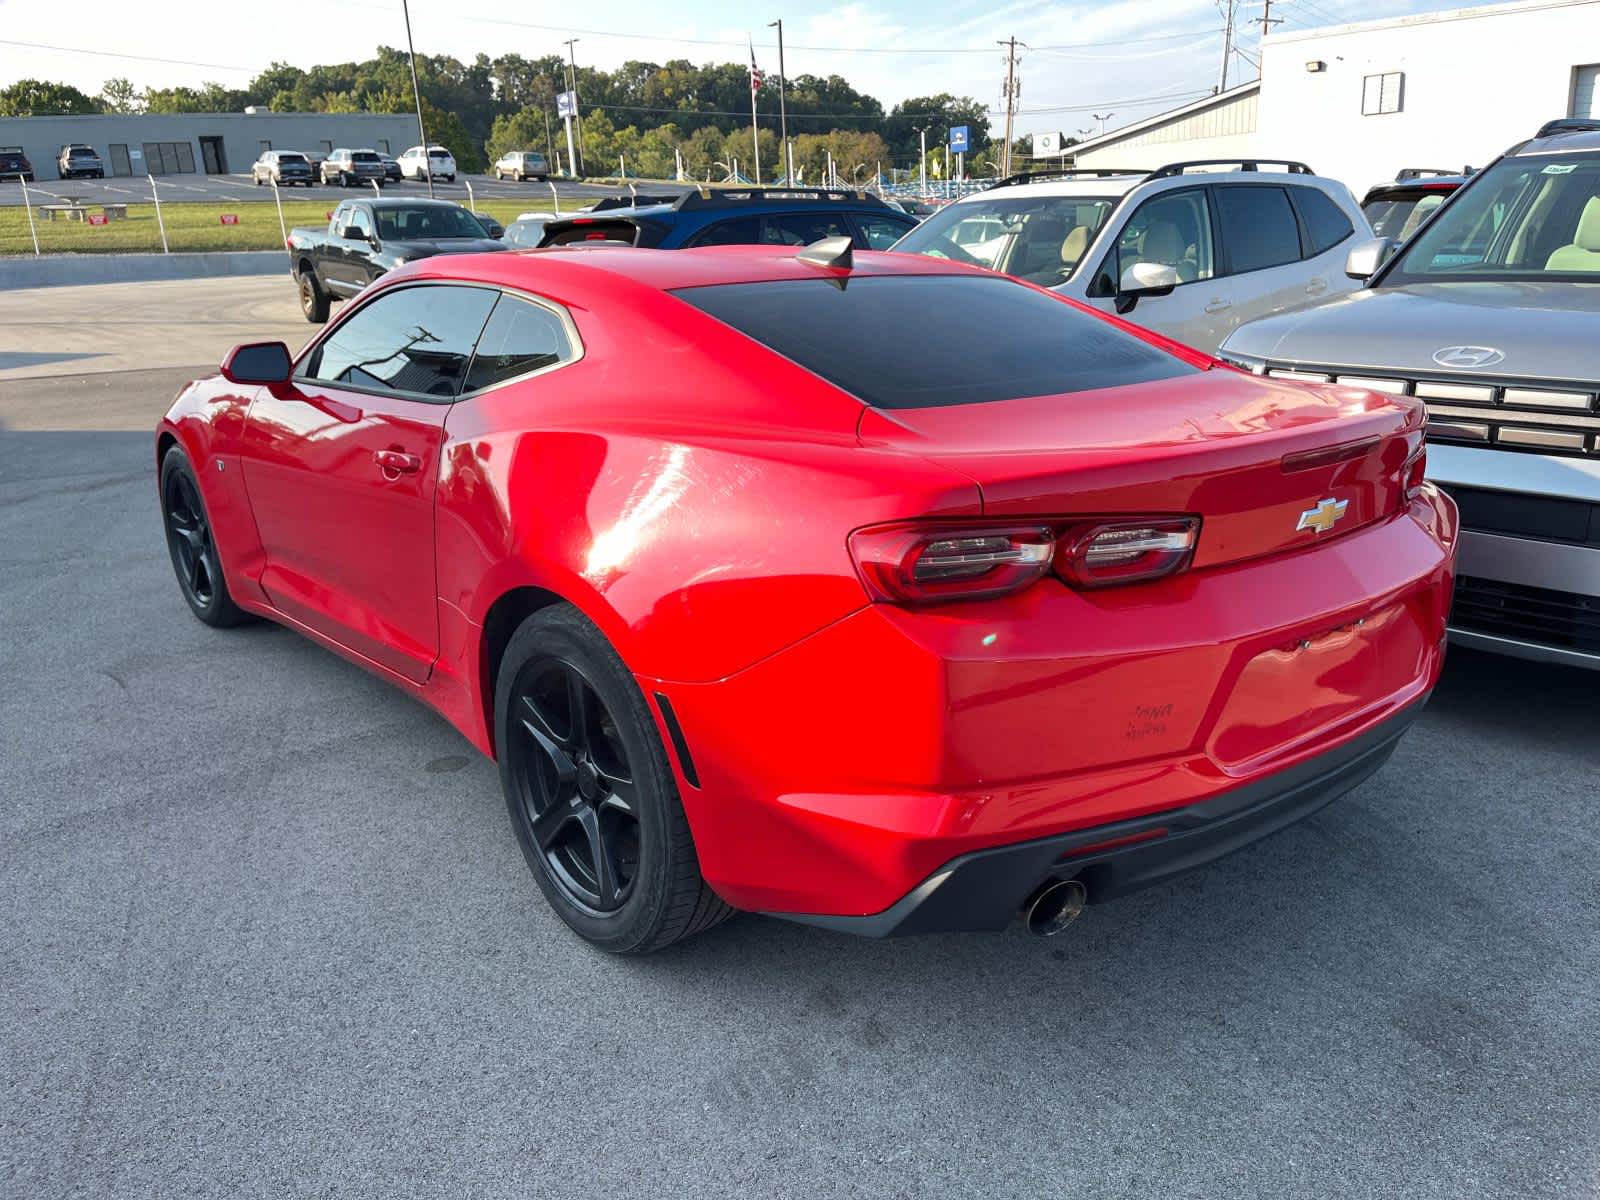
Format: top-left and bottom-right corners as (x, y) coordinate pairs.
(1025, 879), (1087, 938)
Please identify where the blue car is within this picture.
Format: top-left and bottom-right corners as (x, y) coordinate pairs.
(536, 188), (917, 251)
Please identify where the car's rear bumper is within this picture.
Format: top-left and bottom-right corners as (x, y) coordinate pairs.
(655, 490), (1457, 921)
(772, 695), (1423, 936)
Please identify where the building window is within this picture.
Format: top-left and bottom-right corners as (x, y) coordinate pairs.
(1362, 72), (1404, 116)
(141, 141), (197, 175)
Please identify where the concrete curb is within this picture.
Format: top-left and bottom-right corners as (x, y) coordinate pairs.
(0, 251), (291, 290)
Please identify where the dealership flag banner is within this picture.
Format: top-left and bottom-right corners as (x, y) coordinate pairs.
(748, 38), (762, 185)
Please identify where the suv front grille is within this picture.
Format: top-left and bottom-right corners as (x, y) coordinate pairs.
(1453, 575), (1600, 654)
(1261, 366), (1600, 458)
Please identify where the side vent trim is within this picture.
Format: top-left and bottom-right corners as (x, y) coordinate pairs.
(653, 692), (700, 789)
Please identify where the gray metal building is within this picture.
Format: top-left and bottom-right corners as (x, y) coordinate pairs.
(0, 111), (422, 180)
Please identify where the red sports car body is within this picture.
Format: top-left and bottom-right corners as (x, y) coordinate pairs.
(157, 244), (1457, 951)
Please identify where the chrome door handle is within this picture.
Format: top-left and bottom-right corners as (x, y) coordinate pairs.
(1204, 298), (1232, 314)
(374, 449), (422, 475)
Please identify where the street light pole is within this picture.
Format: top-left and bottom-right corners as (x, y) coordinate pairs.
(400, 0), (433, 198)
(564, 38), (585, 176)
(1093, 111), (1115, 137)
(768, 19), (790, 182)
(917, 125), (927, 195)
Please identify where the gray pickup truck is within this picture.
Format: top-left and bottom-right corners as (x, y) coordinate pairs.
(1220, 118), (1600, 671)
(287, 197), (508, 323)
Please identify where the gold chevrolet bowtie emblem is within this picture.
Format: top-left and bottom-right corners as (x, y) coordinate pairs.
(1296, 497), (1349, 535)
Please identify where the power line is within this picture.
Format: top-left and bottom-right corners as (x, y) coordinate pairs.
(0, 38), (256, 73)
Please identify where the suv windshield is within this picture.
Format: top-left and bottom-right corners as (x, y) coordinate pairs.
(1386, 150), (1600, 283)
(893, 194), (1117, 286)
(375, 205), (486, 239)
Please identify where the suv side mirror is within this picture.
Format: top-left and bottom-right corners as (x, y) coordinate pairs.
(1344, 236), (1397, 281)
(340, 224), (367, 242)
(221, 341), (292, 385)
(1114, 261), (1179, 314)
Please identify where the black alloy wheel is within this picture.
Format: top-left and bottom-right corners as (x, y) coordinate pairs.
(508, 655), (641, 914)
(494, 605), (733, 953)
(159, 449), (249, 627)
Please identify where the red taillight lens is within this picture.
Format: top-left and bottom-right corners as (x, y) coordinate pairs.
(850, 525), (1055, 604)
(1404, 445), (1428, 500)
(1056, 518), (1200, 589)
(850, 517), (1200, 605)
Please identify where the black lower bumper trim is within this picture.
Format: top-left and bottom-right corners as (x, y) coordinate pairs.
(773, 697), (1427, 938)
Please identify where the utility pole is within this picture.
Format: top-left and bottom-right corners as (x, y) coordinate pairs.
(768, 19), (790, 182)
(564, 38), (585, 176)
(400, 0), (433, 198)
(998, 37), (1022, 177)
(1093, 111), (1115, 136)
(1249, 0), (1282, 73)
(1217, 0), (1237, 92)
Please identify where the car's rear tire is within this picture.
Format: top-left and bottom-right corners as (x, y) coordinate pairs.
(160, 447), (251, 629)
(298, 271), (329, 324)
(495, 605), (734, 954)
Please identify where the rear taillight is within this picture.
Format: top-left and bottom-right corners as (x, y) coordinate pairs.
(1056, 519), (1199, 589)
(850, 525), (1055, 604)
(1404, 445), (1427, 500)
(849, 517), (1199, 606)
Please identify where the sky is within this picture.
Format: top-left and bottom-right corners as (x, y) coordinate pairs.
(1, 0), (1473, 138)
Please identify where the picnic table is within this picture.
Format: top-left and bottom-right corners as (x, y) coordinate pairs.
(36, 198), (128, 222)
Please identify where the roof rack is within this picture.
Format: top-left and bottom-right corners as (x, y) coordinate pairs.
(1145, 158), (1314, 179)
(674, 187), (889, 211)
(988, 167), (1147, 189)
(1536, 117), (1600, 138)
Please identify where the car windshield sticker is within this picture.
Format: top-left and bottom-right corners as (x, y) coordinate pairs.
(1541, 163), (1577, 175)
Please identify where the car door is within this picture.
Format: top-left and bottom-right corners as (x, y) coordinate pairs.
(324, 203), (372, 295)
(1211, 183), (1316, 337)
(1081, 186), (1234, 351)
(237, 282), (500, 682)
(1288, 184), (1363, 304)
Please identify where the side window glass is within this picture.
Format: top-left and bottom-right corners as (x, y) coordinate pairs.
(1216, 185), (1302, 273)
(351, 209), (374, 239)
(1290, 186), (1356, 255)
(1114, 189), (1215, 285)
(301, 285), (499, 399)
(464, 295), (576, 392)
(763, 212), (852, 245)
(691, 217), (762, 246)
(853, 214), (912, 250)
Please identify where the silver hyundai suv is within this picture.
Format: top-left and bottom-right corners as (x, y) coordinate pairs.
(1220, 119), (1600, 670)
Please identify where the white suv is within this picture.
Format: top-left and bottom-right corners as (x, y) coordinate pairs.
(891, 160), (1367, 353)
(399, 145), (456, 182)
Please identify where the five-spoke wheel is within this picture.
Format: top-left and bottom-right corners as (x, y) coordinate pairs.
(495, 605), (733, 953)
(159, 448), (249, 627)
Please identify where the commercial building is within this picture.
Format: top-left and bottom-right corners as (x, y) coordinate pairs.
(1063, 0), (1600, 193)
(0, 111), (420, 180)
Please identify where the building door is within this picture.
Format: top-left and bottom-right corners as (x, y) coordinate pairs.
(108, 144), (131, 176)
(199, 136), (227, 174)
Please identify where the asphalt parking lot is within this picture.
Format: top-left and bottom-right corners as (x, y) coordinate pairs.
(3, 278), (1599, 1198)
(0, 172), (660, 209)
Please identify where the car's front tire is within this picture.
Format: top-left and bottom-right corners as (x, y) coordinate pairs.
(159, 447), (251, 628)
(495, 605), (733, 954)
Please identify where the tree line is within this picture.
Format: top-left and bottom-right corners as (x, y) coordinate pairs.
(0, 51), (1006, 180)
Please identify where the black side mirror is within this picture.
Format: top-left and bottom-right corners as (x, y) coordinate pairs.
(221, 341), (292, 385)
(340, 224), (367, 242)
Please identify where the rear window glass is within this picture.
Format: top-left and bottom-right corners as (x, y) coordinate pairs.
(542, 220), (638, 247)
(278, 153), (307, 164)
(1216, 185), (1302, 273)
(352, 152), (380, 163)
(674, 274), (1192, 409)
(1291, 186), (1355, 255)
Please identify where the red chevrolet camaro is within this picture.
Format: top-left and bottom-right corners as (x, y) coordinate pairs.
(157, 241), (1458, 953)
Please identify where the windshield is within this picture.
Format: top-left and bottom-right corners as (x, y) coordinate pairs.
(375, 205), (488, 240)
(892, 194), (1117, 286)
(1386, 151), (1600, 283)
